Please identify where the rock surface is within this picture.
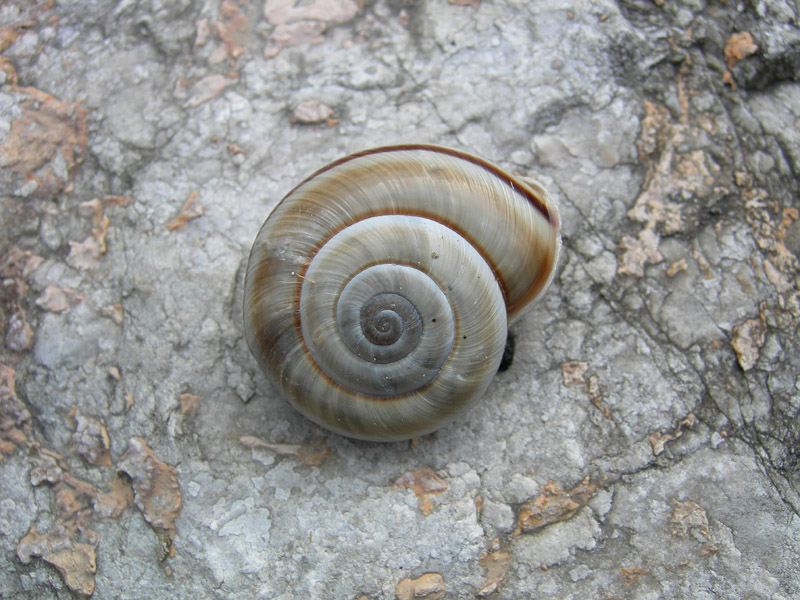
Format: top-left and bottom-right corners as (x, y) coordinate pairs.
(1, 0), (798, 598)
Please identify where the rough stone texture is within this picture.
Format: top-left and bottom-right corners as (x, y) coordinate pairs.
(1, 0), (798, 598)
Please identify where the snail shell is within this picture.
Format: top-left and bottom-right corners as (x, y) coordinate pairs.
(244, 145), (560, 441)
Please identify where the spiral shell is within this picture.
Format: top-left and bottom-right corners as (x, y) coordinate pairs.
(244, 145), (560, 441)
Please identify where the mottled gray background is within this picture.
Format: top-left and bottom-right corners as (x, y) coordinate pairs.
(1, 0), (799, 598)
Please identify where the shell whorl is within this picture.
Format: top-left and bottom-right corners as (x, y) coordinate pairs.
(244, 145), (560, 441)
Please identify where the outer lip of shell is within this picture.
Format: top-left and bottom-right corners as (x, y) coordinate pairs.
(283, 143), (558, 226)
(243, 145), (561, 441)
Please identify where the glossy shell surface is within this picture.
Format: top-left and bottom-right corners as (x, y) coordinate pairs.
(244, 145), (560, 441)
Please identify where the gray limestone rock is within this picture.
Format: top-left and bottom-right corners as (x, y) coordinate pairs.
(1, 0), (798, 598)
